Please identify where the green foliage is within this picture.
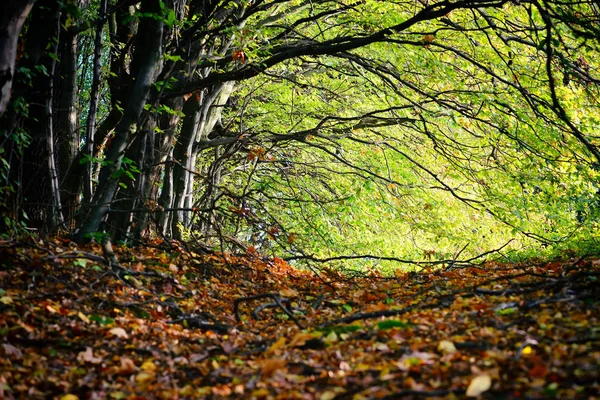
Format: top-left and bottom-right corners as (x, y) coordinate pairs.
(191, 1), (600, 267)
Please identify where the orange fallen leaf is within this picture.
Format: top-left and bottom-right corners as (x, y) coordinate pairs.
(289, 332), (314, 347)
(118, 356), (136, 374)
(279, 287), (298, 297)
(529, 363), (548, 379)
(261, 358), (286, 377)
(267, 336), (287, 354)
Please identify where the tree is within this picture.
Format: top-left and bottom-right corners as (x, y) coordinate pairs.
(0, 0), (36, 117)
(1, 0), (599, 260)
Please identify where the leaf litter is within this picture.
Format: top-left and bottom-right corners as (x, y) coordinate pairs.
(0, 237), (598, 399)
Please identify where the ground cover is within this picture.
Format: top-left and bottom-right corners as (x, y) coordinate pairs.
(0, 237), (598, 399)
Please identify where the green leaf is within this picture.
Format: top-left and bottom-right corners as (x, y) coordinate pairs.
(73, 258), (88, 268)
(377, 320), (412, 330)
(89, 315), (115, 326)
(496, 307), (518, 316)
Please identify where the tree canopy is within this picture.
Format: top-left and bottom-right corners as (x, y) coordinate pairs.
(1, 0), (600, 263)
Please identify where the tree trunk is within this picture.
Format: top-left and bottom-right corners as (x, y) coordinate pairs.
(7, 0), (61, 230)
(82, 0), (108, 205)
(74, 0), (164, 242)
(170, 81), (235, 239)
(0, 0), (36, 118)
(56, 11), (82, 229)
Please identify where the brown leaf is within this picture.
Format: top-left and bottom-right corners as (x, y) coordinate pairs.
(261, 358), (287, 377)
(118, 356), (136, 374)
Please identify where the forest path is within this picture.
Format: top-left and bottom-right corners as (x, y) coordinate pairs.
(0, 238), (598, 399)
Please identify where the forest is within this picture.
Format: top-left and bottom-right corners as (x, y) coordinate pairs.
(0, 0), (599, 398)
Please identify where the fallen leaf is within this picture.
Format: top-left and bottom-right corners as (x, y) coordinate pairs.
(466, 374), (492, 397)
(529, 363), (548, 379)
(118, 356), (136, 374)
(135, 371), (154, 384)
(0, 296), (12, 305)
(261, 358), (286, 377)
(78, 312), (90, 323)
(109, 327), (129, 339)
(141, 359), (157, 373)
(279, 288), (298, 297)
(289, 332), (314, 347)
(396, 351), (437, 371)
(60, 395), (79, 400)
(438, 340), (457, 354)
(2, 343), (22, 359)
(77, 347), (102, 364)
(266, 336), (286, 354)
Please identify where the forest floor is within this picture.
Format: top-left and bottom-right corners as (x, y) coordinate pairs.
(0, 237), (598, 400)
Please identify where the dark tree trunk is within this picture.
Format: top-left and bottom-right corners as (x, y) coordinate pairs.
(74, 0), (164, 242)
(6, 0), (62, 230)
(82, 0), (108, 205)
(56, 10), (82, 229)
(109, 108), (156, 242)
(0, 0), (36, 118)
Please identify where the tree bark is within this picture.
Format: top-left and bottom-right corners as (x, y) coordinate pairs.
(82, 0), (108, 205)
(8, 0), (61, 230)
(0, 0), (36, 118)
(56, 10), (82, 228)
(74, 0), (164, 242)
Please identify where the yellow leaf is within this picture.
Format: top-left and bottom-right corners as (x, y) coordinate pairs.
(267, 336), (286, 354)
(60, 395), (79, 400)
(522, 346), (532, 355)
(320, 391), (337, 400)
(289, 332), (314, 347)
(324, 331), (338, 343)
(135, 371), (154, 384)
(78, 312), (90, 324)
(466, 374), (492, 397)
(0, 296), (12, 305)
(141, 359), (157, 373)
(252, 388), (270, 397)
(438, 340), (457, 354)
